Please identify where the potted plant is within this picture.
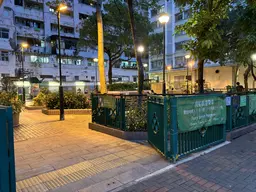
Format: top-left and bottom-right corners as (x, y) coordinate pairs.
(0, 91), (23, 127)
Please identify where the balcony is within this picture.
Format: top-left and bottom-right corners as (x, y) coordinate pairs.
(27, 46), (45, 55)
(15, 7), (43, 21)
(16, 25), (44, 38)
(51, 15), (74, 28)
(51, 30), (75, 38)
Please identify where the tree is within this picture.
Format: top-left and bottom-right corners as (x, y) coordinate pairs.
(96, 0), (107, 93)
(79, 0), (153, 85)
(175, 0), (231, 93)
(126, 0), (160, 94)
(219, 0), (256, 91)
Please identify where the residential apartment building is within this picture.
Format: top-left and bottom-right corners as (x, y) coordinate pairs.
(149, 0), (255, 93)
(0, 0), (138, 93)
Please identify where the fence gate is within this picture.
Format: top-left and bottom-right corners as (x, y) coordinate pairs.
(0, 107), (16, 192)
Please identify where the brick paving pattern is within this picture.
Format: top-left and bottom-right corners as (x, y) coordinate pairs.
(15, 110), (169, 192)
(118, 130), (256, 192)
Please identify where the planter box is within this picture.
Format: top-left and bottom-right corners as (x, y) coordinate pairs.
(25, 106), (43, 110)
(42, 108), (91, 115)
(226, 122), (256, 141)
(13, 113), (20, 127)
(89, 122), (147, 140)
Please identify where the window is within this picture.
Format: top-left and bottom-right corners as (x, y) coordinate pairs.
(184, 10), (191, 19)
(79, 13), (89, 20)
(0, 28), (9, 39)
(79, 0), (96, 7)
(75, 60), (81, 65)
(151, 60), (163, 69)
(175, 41), (188, 51)
(133, 76), (137, 82)
(91, 76), (95, 80)
(175, 13), (183, 22)
(74, 76), (79, 81)
(61, 76), (66, 82)
(1, 73), (10, 77)
(1, 51), (8, 61)
(175, 56), (185, 67)
(159, 5), (165, 14)
(41, 40), (45, 48)
(174, 76), (185, 89)
(30, 55), (49, 63)
(15, 0), (23, 6)
(3, 8), (10, 17)
(151, 9), (158, 17)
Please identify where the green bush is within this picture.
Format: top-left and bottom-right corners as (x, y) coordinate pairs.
(0, 91), (23, 114)
(45, 92), (90, 109)
(108, 82), (151, 91)
(108, 83), (137, 91)
(33, 88), (50, 106)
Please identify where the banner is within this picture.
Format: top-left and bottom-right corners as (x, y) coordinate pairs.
(177, 96), (226, 132)
(249, 95), (256, 115)
(102, 96), (116, 109)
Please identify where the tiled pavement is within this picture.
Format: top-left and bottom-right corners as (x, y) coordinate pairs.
(117, 130), (256, 192)
(15, 110), (169, 192)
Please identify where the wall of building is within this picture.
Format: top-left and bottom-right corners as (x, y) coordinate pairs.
(0, 0), (138, 84)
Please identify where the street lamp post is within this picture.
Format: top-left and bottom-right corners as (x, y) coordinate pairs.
(57, 4), (67, 121)
(158, 13), (170, 95)
(21, 43), (28, 104)
(93, 58), (98, 92)
(143, 63), (148, 80)
(137, 45), (145, 80)
(185, 54), (191, 94)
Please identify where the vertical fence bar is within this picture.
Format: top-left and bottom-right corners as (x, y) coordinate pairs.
(246, 95), (249, 126)
(120, 95), (126, 130)
(0, 108), (10, 192)
(163, 97), (168, 158)
(6, 107), (16, 192)
(171, 97), (178, 162)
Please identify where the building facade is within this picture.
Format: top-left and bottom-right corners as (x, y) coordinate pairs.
(0, 0), (138, 93)
(149, 0), (256, 93)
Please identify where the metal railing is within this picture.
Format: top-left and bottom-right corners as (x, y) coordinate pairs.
(91, 94), (147, 131)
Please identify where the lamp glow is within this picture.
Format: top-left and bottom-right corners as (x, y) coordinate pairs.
(93, 58), (98, 62)
(58, 4), (67, 11)
(251, 54), (256, 61)
(137, 45), (144, 53)
(158, 13), (170, 24)
(185, 54), (191, 59)
(21, 43), (28, 48)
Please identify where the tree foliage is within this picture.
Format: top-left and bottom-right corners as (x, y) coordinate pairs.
(79, 0), (152, 84)
(175, 0), (232, 93)
(219, 0), (256, 90)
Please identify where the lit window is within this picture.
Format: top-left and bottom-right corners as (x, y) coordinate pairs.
(30, 55), (49, 63)
(49, 8), (54, 13)
(41, 40), (45, 48)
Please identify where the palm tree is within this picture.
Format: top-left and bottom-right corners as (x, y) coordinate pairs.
(96, 0), (107, 93)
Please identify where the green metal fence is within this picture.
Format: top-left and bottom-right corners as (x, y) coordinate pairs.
(0, 106), (16, 192)
(148, 94), (226, 161)
(226, 93), (256, 131)
(91, 94), (147, 131)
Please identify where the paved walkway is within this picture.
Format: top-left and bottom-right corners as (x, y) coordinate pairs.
(117, 130), (256, 192)
(15, 110), (169, 192)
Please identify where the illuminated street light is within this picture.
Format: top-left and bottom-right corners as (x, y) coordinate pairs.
(158, 13), (170, 24)
(137, 45), (144, 53)
(158, 12), (170, 95)
(56, 3), (68, 121)
(21, 42), (29, 104)
(93, 58), (98, 62)
(167, 65), (172, 71)
(58, 4), (68, 11)
(251, 53), (256, 61)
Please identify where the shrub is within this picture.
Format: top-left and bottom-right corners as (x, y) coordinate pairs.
(45, 92), (90, 109)
(33, 88), (50, 106)
(0, 91), (23, 114)
(108, 83), (137, 91)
